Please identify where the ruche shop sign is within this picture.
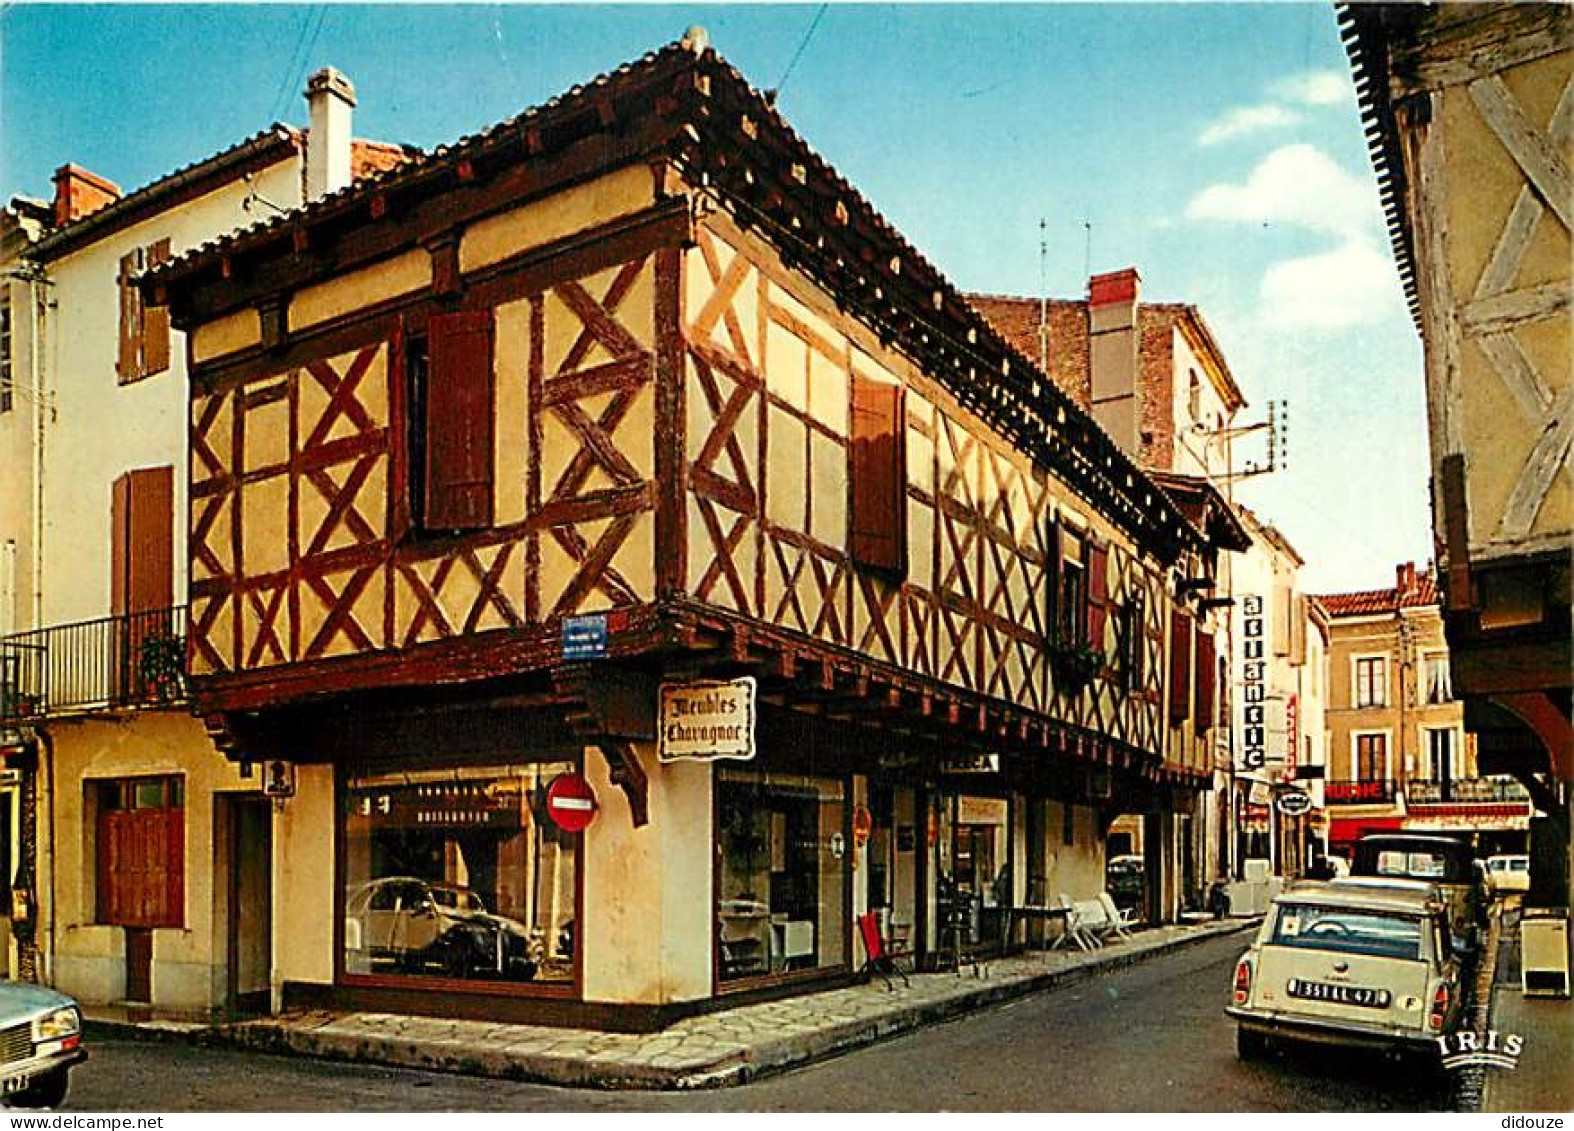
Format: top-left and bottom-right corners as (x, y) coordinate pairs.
(658, 677), (756, 763)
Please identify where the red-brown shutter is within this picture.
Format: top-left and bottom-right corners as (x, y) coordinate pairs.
(1044, 516), (1062, 643)
(1195, 630), (1216, 736)
(1086, 540), (1109, 652)
(116, 251), (139, 382)
(849, 373), (905, 574)
(424, 310), (495, 531)
(142, 239), (172, 375)
(1169, 609), (1193, 725)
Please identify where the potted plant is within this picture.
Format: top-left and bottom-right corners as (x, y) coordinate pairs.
(138, 632), (186, 703)
(1051, 638), (1104, 694)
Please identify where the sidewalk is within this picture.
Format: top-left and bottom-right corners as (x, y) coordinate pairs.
(1481, 907), (1574, 1114)
(84, 915), (1255, 1090)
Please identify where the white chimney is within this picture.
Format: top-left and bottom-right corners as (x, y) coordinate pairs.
(304, 67), (356, 201)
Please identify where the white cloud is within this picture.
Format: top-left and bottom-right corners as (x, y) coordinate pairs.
(1259, 239), (1401, 329)
(1271, 70), (1354, 107)
(1197, 103), (1302, 146)
(1185, 143), (1378, 239)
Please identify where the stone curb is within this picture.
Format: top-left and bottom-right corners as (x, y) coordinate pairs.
(85, 918), (1259, 1091)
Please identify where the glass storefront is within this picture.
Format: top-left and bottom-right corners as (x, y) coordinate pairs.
(935, 793), (1011, 951)
(716, 770), (847, 983)
(343, 762), (578, 985)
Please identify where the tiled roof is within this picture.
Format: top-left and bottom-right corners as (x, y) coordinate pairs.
(1315, 571), (1439, 617)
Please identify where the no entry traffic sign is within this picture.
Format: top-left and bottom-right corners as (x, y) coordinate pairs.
(546, 773), (598, 833)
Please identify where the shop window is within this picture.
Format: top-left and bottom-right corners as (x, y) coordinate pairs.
(117, 238), (172, 384)
(343, 762), (577, 985)
(91, 775), (184, 928)
(401, 310), (495, 536)
(716, 770), (847, 983)
(848, 372), (905, 575)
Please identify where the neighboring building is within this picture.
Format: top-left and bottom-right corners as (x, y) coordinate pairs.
(1341, 3), (1570, 906)
(0, 71), (414, 1011)
(1230, 506), (1330, 880)
(1318, 562), (1530, 859)
(147, 32), (1227, 1027)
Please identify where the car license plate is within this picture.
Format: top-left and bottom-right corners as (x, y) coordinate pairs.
(1287, 978), (1391, 1008)
(2, 1074), (31, 1095)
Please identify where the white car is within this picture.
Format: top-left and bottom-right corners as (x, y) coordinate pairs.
(1227, 879), (1465, 1061)
(1485, 855), (1530, 895)
(0, 981), (86, 1109)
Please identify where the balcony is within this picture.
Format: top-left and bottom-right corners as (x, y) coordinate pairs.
(1326, 778), (1398, 805)
(1405, 777), (1530, 804)
(0, 606), (187, 726)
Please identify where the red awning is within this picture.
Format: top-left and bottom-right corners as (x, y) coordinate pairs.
(1328, 816), (1404, 843)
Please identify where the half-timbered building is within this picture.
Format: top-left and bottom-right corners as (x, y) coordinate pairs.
(148, 31), (1228, 1027)
(1341, 3), (1571, 910)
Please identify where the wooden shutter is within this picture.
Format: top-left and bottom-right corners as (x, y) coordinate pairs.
(424, 310), (495, 531)
(116, 250), (141, 381)
(849, 373), (905, 574)
(111, 467), (173, 616)
(1168, 609), (1192, 725)
(1086, 540), (1109, 651)
(1195, 630), (1216, 736)
(142, 238), (172, 375)
(1044, 516), (1061, 644)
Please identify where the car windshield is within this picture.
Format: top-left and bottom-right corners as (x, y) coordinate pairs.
(1269, 904), (1424, 960)
(431, 888), (484, 912)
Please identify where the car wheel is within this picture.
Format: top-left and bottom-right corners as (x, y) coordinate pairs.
(1236, 1026), (1268, 1061)
(7, 1068), (70, 1109)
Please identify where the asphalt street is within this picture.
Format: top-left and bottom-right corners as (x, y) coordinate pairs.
(54, 933), (1453, 1112)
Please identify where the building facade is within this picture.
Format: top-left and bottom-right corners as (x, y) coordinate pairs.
(1341, 2), (1570, 906)
(147, 34), (1226, 1027)
(0, 73), (413, 1011)
(1319, 563), (1530, 859)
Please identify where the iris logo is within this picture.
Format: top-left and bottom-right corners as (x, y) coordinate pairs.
(1437, 1029), (1524, 1072)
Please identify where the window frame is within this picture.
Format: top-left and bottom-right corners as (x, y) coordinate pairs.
(1422, 651), (1452, 705)
(1351, 729), (1391, 783)
(1351, 652), (1389, 709)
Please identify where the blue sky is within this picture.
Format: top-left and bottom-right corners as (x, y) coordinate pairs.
(0, 3), (1428, 592)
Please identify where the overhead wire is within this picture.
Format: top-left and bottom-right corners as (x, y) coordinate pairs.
(772, 4), (830, 102)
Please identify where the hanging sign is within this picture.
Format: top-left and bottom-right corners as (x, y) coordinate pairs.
(1239, 595), (1266, 771)
(262, 760), (296, 799)
(940, 753), (1000, 774)
(852, 805), (873, 849)
(1276, 789), (1312, 817)
(658, 677), (756, 762)
(1282, 694), (1300, 782)
(545, 773), (598, 833)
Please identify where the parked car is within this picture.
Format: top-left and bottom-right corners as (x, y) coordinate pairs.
(0, 981), (86, 1109)
(345, 877), (538, 981)
(1350, 834), (1486, 949)
(1106, 854), (1145, 913)
(1485, 854), (1531, 896)
(1227, 878), (1465, 1062)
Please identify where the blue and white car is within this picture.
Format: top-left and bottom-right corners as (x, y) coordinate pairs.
(0, 981), (86, 1109)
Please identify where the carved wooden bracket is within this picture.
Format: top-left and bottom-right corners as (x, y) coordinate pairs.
(597, 741), (650, 828)
(553, 664), (657, 828)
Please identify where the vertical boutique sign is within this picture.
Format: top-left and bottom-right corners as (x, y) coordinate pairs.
(1240, 595), (1266, 770)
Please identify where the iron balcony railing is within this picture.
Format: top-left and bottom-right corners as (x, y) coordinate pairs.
(1405, 777), (1530, 804)
(1325, 778), (1398, 805)
(0, 605), (187, 725)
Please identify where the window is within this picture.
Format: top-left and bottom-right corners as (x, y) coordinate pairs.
(1, 297), (12, 413)
(1118, 591), (1146, 691)
(1046, 520), (1087, 648)
(1354, 655), (1387, 708)
(402, 311), (496, 535)
(1427, 728), (1455, 785)
(1269, 904), (1421, 961)
(1424, 653), (1452, 704)
(717, 770), (847, 983)
(849, 372), (905, 574)
(1354, 732), (1388, 781)
(92, 775), (184, 928)
(343, 761), (577, 984)
(117, 238), (172, 384)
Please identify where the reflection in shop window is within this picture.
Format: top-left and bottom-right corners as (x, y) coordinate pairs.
(716, 771), (846, 983)
(343, 763), (577, 985)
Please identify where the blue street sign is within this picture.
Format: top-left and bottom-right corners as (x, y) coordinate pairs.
(561, 613), (608, 660)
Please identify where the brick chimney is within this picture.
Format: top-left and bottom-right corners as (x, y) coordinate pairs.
(304, 67), (356, 201)
(51, 164), (122, 227)
(1088, 267), (1141, 457)
(1395, 560), (1417, 596)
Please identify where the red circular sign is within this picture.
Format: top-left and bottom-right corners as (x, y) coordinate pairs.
(546, 773), (598, 833)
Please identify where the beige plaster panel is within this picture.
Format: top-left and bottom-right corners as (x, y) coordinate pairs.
(191, 308), (262, 365)
(460, 166), (655, 276)
(495, 298), (531, 526)
(288, 251), (429, 334)
(581, 744), (713, 1004)
(1044, 802), (1106, 900)
(276, 763), (336, 987)
(47, 712), (254, 1009)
